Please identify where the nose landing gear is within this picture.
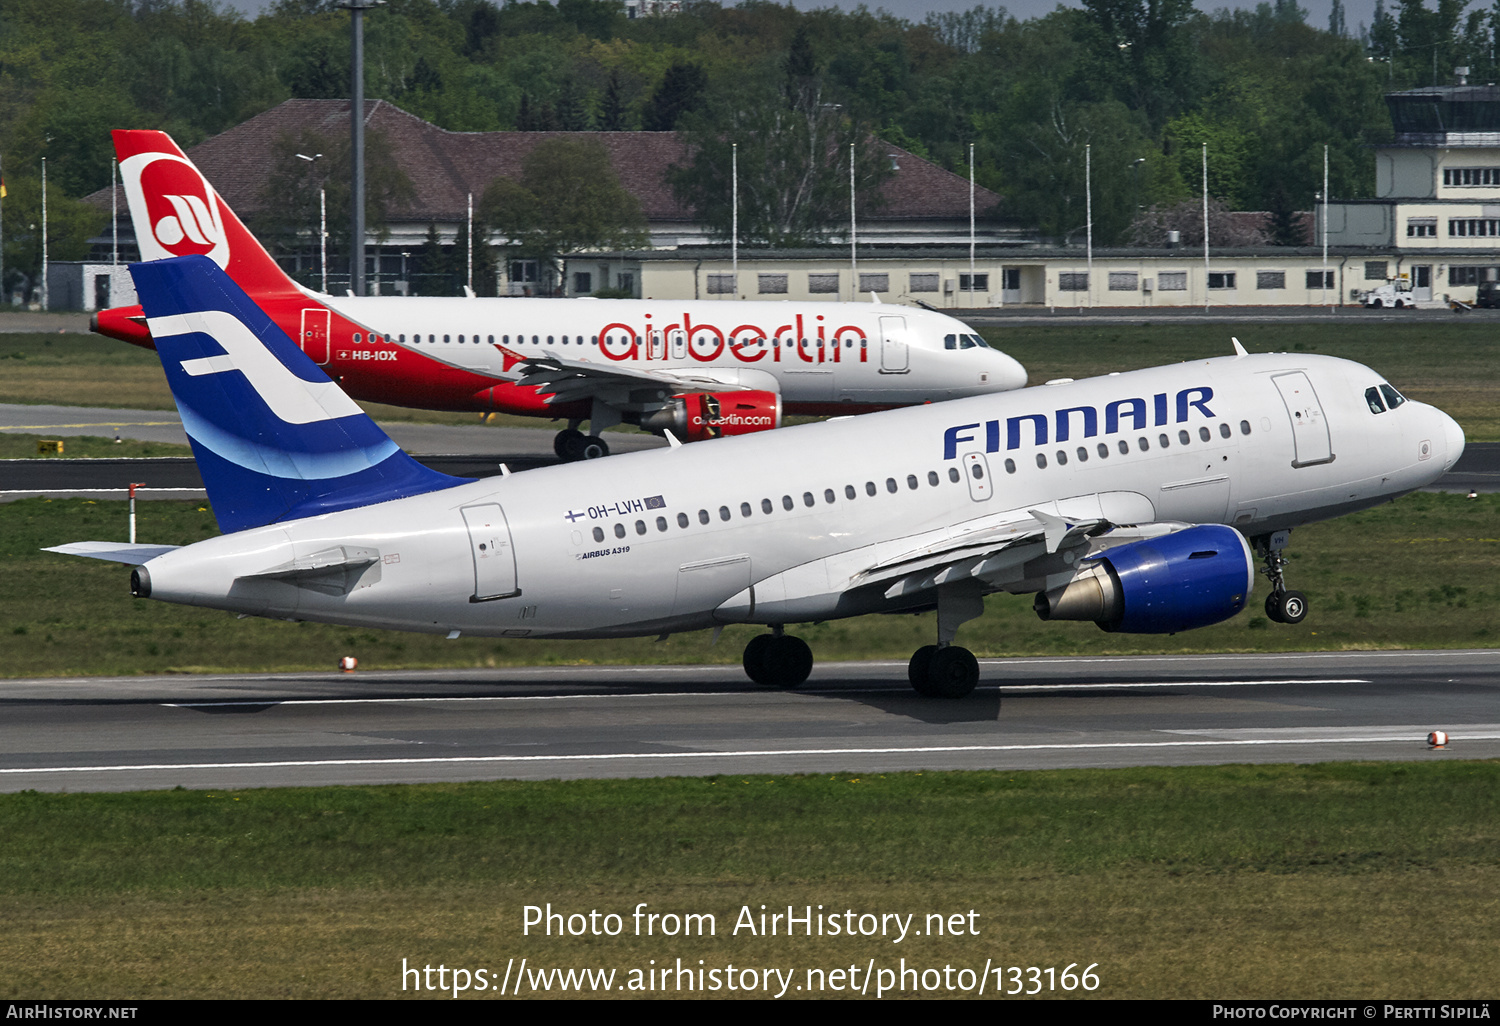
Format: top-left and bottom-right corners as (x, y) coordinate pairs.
(1257, 531), (1308, 625)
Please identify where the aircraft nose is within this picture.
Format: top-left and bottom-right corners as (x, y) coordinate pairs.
(1440, 409), (1466, 470)
(992, 350), (1029, 391)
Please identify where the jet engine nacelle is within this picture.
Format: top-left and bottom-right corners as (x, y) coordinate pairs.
(1033, 524), (1254, 633)
(640, 389), (782, 442)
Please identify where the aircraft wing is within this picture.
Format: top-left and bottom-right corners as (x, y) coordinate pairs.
(838, 491), (1164, 600)
(499, 349), (766, 405)
(42, 542), (181, 564)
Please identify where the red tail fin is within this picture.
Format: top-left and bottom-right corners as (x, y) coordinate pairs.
(113, 130), (306, 300)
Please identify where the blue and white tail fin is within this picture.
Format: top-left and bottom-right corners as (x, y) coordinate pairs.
(130, 255), (468, 533)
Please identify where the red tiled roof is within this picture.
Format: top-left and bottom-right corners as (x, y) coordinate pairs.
(90, 98), (1002, 226)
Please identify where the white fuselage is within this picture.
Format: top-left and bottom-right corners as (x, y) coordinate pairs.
(137, 353), (1463, 638)
(315, 294), (1028, 409)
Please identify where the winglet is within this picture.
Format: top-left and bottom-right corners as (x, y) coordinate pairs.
(664, 430), (683, 449)
(1231, 336), (1248, 357)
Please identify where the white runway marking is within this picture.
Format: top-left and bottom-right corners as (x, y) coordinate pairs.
(8, 729), (1497, 776)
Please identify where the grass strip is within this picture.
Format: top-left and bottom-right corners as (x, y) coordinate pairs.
(1, 763), (1497, 997)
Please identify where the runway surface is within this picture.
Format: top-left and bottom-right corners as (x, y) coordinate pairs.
(2, 403), (1494, 497)
(1, 650), (1495, 793)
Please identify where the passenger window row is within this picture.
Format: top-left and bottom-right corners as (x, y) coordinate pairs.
(586, 465), (966, 543)
(1003, 420), (1251, 472)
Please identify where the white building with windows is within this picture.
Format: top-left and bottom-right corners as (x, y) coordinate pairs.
(1320, 83), (1500, 301)
(576, 246), (1359, 309)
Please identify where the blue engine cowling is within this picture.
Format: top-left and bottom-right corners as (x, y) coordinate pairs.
(1034, 524), (1254, 634)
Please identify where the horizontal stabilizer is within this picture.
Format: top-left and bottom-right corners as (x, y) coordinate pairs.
(43, 542), (181, 564)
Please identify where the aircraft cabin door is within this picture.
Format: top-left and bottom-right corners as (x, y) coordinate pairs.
(1272, 372), (1334, 467)
(879, 316), (909, 373)
(300, 308), (331, 365)
(647, 330), (665, 361)
(670, 329), (687, 361)
(962, 452), (993, 501)
(461, 503), (520, 602)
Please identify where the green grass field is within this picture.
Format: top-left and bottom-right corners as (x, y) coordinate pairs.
(4, 491), (1496, 678)
(2, 763), (1498, 998)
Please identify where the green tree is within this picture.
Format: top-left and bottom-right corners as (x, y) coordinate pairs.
(641, 61), (706, 132)
(250, 128), (415, 282)
(479, 137), (648, 280)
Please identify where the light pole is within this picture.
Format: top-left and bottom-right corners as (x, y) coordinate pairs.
(297, 152), (326, 292)
(1130, 157), (1145, 222)
(340, 1), (384, 297)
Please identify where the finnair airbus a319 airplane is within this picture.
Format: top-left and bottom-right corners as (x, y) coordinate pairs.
(93, 130), (1027, 460)
(53, 256), (1464, 699)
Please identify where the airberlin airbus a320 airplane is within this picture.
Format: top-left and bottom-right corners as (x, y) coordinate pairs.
(52, 256), (1465, 698)
(93, 130), (1028, 460)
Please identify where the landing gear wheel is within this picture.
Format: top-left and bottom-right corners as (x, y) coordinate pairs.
(742, 634), (773, 684)
(580, 434), (610, 460)
(1278, 590), (1308, 624)
(1265, 590), (1309, 625)
(744, 634), (812, 689)
(924, 646), (979, 699)
(908, 645), (939, 695)
(555, 429), (587, 461)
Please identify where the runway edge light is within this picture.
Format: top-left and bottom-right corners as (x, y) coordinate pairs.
(1427, 730), (1449, 749)
(340, 656), (358, 673)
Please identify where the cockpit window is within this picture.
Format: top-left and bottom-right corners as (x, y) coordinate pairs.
(945, 333), (989, 350)
(1365, 387), (1386, 414)
(944, 334), (957, 350)
(1380, 384), (1407, 410)
(968, 333), (991, 349)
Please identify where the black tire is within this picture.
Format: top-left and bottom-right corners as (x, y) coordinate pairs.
(581, 434), (610, 460)
(1370, 298), (1383, 308)
(755, 635), (813, 689)
(742, 634), (774, 685)
(1279, 590), (1309, 624)
(1265, 592), (1286, 623)
(908, 645), (939, 695)
(555, 429), (587, 461)
(925, 646), (980, 699)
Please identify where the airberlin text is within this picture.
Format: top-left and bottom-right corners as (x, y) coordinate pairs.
(595, 313), (869, 365)
(943, 386), (1216, 460)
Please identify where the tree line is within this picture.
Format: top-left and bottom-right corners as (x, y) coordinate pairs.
(0, 0), (1487, 297)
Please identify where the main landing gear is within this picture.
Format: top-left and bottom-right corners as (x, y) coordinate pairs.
(908, 579), (986, 699)
(742, 627), (813, 689)
(1257, 530), (1308, 625)
(740, 583), (989, 699)
(554, 422), (610, 462)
